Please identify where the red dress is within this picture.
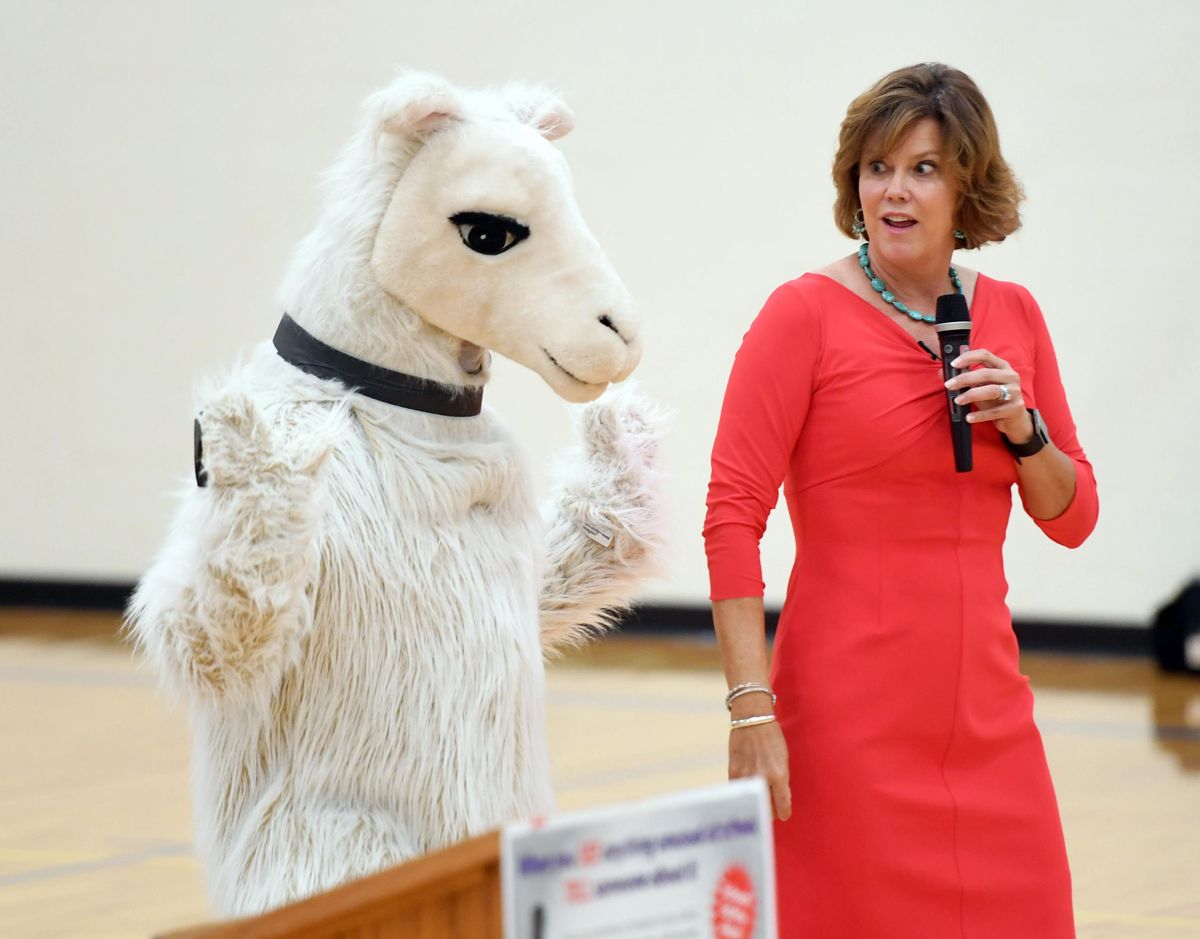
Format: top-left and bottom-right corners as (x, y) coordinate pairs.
(704, 273), (1098, 939)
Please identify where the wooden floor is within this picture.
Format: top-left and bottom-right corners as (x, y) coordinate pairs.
(2, 609), (1198, 938)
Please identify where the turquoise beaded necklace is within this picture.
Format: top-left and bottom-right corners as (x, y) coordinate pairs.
(857, 242), (962, 324)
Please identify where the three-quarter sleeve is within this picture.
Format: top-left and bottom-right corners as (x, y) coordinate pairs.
(1018, 288), (1099, 548)
(703, 282), (822, 599)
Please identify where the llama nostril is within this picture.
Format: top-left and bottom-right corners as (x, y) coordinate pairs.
(599, 314), (626, 342)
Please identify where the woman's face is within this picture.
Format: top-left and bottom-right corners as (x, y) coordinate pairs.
(858, 117), (959, 273)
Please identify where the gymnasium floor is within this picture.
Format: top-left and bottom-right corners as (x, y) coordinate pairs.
(1, 609), (1198, 938)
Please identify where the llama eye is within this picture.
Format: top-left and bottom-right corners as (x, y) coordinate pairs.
(449, 212), (530, 256)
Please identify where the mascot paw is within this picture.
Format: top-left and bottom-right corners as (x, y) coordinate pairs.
(198, 393), (329, 488)
(563, 384), (668, 566)
(580, 385), (662, 473)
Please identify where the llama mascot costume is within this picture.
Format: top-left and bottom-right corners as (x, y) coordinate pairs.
(128, 72), (664, 915)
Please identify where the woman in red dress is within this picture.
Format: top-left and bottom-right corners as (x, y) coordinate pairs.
(703, 63), (1098, 938)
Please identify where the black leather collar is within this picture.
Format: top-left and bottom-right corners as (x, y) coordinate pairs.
(272, 314), (483, 417)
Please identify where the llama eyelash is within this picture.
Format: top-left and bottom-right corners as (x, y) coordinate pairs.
(449, 211), (530, 255)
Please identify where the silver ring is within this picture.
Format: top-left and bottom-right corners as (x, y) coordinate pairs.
(997, 384), (1011, 403)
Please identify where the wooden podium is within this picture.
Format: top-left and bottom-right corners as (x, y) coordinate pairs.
(161, 831), (502, 939)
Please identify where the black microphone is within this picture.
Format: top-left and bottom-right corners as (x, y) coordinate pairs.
(935, 294), (972, 473)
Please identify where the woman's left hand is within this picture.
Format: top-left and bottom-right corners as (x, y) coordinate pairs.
(944, 349), (1034, 442)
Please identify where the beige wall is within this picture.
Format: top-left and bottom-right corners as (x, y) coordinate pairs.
(2, 0), (1196, 622)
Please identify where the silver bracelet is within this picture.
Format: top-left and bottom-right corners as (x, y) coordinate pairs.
(725, 681), (776, 711)
(730, 714), (777, 730)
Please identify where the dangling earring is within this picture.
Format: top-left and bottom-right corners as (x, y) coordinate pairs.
(953, 228), (967, 242)
(852, 208), (866, 237)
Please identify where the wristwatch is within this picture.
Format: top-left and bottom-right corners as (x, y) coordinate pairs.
(1001, 408), (1049, 463)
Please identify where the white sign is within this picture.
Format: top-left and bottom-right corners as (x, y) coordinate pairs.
(502, 778), (776, 939)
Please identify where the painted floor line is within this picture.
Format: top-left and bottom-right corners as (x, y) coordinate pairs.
(556, 751), (726, 791)
(1039, 717), (1200, 742)
(1077, 910), (1200, 927)
(547, 689), (721, 716)
(0, 665), (155, 689)
(0, 842), (192, 889)
(6, 664), (1198, 743)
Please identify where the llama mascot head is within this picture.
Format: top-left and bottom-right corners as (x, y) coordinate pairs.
(127, 71), (664, 918)
(278, 71), (641, 402)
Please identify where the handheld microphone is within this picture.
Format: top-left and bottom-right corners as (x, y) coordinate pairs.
(935, 294), (972, 473)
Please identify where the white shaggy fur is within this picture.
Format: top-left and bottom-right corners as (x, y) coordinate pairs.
(126, 72), (664, 916)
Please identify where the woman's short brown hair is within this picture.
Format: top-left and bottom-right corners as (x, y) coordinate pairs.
(832, 63), (1022, 249)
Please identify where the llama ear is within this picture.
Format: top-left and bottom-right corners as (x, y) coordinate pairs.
(528, 100), (575, 141)
(501, 82), (576, 141)
(371, 73), (464, 141)
(380, 92), (462, 138)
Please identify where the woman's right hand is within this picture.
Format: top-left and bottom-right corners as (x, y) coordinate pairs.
(729, 719), (792, 821)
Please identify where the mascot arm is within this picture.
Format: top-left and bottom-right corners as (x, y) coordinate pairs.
(539, 389), (666, 656)
(126, 391), (329, 709)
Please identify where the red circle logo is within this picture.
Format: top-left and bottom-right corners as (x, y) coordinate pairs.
(712, 864), (756, 939)
(578, 840), (602, 865)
